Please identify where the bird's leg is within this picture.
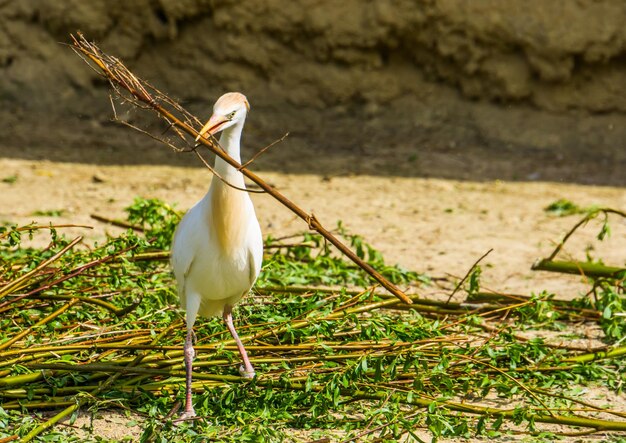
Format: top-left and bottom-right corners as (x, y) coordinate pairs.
(182, 326), (196, 418)
(223, 305), (255, 378)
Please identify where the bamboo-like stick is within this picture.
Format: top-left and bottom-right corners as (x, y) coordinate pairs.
(27, 363), (243, 383)
(69, 33), (412, 305)
(0, 379), (222, 400)
(26, 293), (137, 316)
(563, 345), (626, 363)
(468, 291), (601, 320)
(0, 349), (87, 369)
(0, 372), (45, 387)
(532, 259), (625, 278)
(1, 401), (75, 411)
(129, 251), (170, 261)
(0, 340), (413, 356)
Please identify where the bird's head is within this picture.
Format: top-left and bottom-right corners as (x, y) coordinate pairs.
(195, 92), (250, 143)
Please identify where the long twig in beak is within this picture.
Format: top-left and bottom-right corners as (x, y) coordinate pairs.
(70, 33), (413, 305)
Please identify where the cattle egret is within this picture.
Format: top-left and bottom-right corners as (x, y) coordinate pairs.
(171, 92), (263, 418)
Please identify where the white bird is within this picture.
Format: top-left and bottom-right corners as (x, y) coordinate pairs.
(170, 92), (263, 418)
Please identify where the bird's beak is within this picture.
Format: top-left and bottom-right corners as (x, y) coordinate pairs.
(195, 114), (228, 143)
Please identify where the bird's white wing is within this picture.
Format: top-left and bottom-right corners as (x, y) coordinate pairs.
(170, 204), (205, 306)
(247, 248), (259, 287)
(171, 237), (192, 302)
(245, 209), (264, 288)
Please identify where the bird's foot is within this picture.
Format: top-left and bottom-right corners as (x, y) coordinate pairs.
(239, 364), (255, 379)
(177, 408), (196, 422)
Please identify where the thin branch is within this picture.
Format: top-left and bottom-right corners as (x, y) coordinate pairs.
(545, 208), (626, 262)
(90, 214), (143, 231)
(239, 132), (289, 170)
(446, 248), (493, 304)
(191, 148), (265, 194)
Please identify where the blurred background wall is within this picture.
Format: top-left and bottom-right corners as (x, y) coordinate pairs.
(1, 0), (625, 184)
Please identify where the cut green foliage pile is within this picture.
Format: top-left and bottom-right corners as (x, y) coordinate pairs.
(1, 198), (625, 442)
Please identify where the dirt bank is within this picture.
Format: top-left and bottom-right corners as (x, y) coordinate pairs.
(1, 1), (625, 187)
(2, 0), (625, 112)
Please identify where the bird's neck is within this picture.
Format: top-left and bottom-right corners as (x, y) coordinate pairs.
(213, 121), (245, 189)
(207, 121), (249, 254)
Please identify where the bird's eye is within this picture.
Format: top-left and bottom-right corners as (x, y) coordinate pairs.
(227, 111), (236, 120)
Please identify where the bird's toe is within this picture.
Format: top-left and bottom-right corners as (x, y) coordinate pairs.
(239, 364), (255, 379)
(178, 409), (196, 421)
